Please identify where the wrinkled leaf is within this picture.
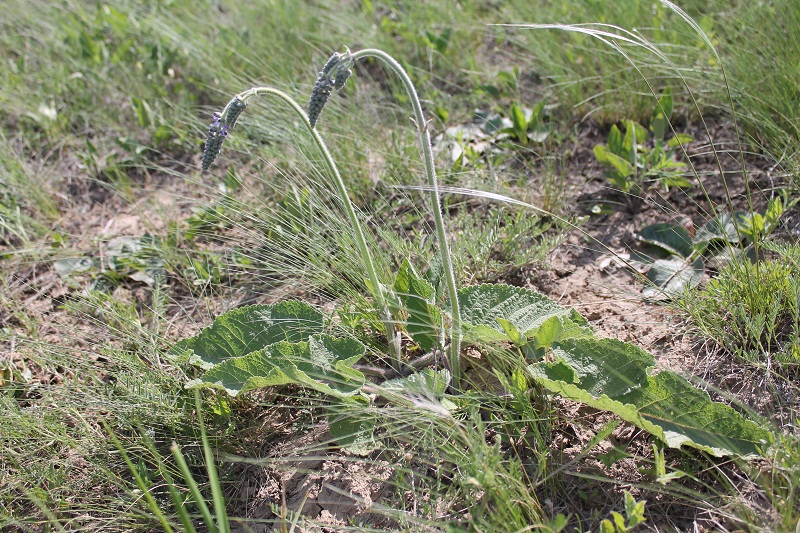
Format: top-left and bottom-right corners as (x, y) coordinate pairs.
(393, 259), (441, 351)
(188, 334), (365, 398)
(458, 284), (591, 344)
(169, 301), (325, 367)
(529, 338), (772, 456)
(547, 338), (655, 398)
(382, 368), (451, 396)
(643, 256), (704, 300)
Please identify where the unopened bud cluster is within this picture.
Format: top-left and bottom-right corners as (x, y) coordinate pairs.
(202, 112), (228, 171)
(225, 97), (247, 130)
(308, 49), (352, 128)
(201, 97), (248, 171)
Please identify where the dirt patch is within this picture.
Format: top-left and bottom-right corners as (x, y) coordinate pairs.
(229, 425), (394, 532)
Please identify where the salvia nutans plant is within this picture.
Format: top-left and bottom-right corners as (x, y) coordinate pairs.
(185, 46), (771, 458)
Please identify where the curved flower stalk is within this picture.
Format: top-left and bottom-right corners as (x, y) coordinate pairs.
(200, 87), (400, 366)
(310, 47), (463, 387)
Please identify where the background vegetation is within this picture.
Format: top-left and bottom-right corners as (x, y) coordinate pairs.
(2, 0), (798, 531)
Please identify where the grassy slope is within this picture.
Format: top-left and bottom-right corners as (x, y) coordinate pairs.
(1, 0), (798, 531)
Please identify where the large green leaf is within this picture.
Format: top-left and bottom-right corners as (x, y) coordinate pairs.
(593, 145), (634, 179)
(379, 369), (456, 412)
(638, 222), (694, 258)
(393, 259), (442, 351)
(458, 284), (592, 344)
(382, 368), (451, 396)
(694, 213), (743, 250)
(168, 301), (325, 368)
(549, 338), (654, 397)
(188, 334), (365, 398)
(529, 338), (772, 457)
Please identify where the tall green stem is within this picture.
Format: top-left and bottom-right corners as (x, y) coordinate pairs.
(224, 87), (399, 365)
(349, 49), (462, 387)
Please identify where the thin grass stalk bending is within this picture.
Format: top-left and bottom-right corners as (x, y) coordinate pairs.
(204, 87), (400, 367)
(348, 48), (463, 388)
(195, 389), (230, 533)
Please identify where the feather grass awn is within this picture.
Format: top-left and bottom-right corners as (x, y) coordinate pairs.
(203, 87), (401, 368)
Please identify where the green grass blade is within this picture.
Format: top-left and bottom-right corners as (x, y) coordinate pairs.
(170, 440), (219, 533)
(105, 423), (175, 533)
(137, 431), (199, 533)
(195, 388), (230, 533)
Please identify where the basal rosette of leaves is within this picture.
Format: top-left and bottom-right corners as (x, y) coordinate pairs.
(169, 285), (771, 457)
(178, 47), (771, 458)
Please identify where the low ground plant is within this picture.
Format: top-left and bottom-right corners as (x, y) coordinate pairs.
(3, 0), (800, 531)
(686, 245), (800, 364)
(593, 89), (693, 212)
(169, 46), (772, 531)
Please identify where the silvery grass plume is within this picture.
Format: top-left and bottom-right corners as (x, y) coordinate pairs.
(308, 48), (352, 128)
(201, 96), (247, 171)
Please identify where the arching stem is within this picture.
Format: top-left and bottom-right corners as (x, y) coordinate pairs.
(221, 87), (400, 367)
(348, 49), (462, 388)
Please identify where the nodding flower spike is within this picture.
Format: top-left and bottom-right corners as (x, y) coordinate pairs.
(201, 96), (248, 171)
(307, 49), (352, 128)
(307, 75), (334, 128)
(201, 112), (229, 171)
(333, 65), (351, 91)
(225, 97), (247, 130)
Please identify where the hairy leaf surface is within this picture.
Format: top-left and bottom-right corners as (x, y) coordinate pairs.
(530, 338), (772, 457)
(188, 334), (365, 398)
(169, 301), (324, 368)
(458, 284), (592, 345)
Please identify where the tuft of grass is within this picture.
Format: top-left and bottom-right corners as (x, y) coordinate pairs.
(684, 253), (800, 364)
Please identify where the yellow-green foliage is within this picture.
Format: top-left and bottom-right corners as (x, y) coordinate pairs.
(688, 257), (800, 363)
